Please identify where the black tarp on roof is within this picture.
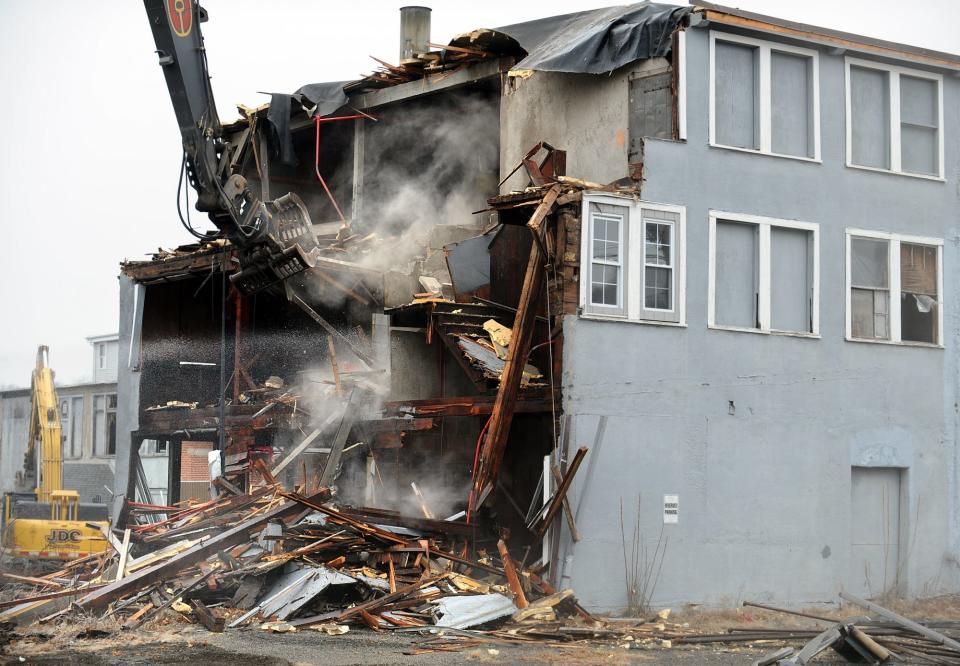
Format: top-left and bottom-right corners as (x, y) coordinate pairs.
(497, 2), (691, 74)
(266, 1), (689, 155)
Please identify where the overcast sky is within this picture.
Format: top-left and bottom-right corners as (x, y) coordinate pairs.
(0, 0), (955, 388)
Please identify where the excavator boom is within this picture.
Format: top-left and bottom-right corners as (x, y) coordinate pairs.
(142, 0), (319, 294)
(23, 346), (62, 502)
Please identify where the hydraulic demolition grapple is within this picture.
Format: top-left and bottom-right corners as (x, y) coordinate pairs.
(143, 0), (319, 294)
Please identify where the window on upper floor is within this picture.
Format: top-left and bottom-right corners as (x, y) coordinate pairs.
(847, 230), (942, 345)
(709, 212), (819, 336)
(710, 32), (821, 161)
(581, 195), (686, 325)
(93, 393), (117, 456)
(97, 343), (106, 370)
(846, 58), (943, 179)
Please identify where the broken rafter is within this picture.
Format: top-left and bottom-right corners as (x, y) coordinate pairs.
(472, 185), (561, 504)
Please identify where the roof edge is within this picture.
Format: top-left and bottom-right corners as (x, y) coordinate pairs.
(695, 2), (960, 71)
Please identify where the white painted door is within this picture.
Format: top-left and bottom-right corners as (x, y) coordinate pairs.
(849, 467), (901, 598)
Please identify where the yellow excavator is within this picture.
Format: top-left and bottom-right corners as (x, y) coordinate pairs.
(2, 347), (108, 561)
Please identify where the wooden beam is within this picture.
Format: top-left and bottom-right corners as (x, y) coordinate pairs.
(382, 395), (554, 417)
(115, 529), (132, 581)
(497, 539), (528, 609)
(289, 292), (375, 366)
(550, 464), (581, 542)
(473, 186), (560, 501)
(536, 447), (587, 539)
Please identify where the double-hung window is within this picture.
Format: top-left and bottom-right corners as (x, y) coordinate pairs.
(709, 212), (819, 336)
(846, 230), (942, 345)
(582, 194), (685, 324)
(710, 32), (820, 161)
(846, 58), (943, 179)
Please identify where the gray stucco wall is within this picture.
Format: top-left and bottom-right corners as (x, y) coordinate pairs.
(508, 26), (960, 609)
(500, 58), (669, 191)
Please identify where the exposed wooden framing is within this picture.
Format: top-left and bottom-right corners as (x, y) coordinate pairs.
(270, 425), (325, 477)
(76, 490), (329, 611)
(434, 329), (491, 391)
(350, 58), (511, 111)
(536, 447), (588, 539)
(497, 539), (528, 609)
(383, 394), (554, 418)
(120, 249), (222, 282)
(473, 185), (561, 501)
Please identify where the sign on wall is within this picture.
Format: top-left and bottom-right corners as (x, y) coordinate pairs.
(663, 494), (679, 524)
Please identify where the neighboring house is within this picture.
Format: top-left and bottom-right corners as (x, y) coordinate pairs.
(113, 2), (960, 610)
(0, 337), (120, 505)
(86, 333), (119, 385)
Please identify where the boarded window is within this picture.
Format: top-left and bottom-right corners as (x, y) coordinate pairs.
(850, 238), (890, 340)
(900, 75), (938, 176)
(714, 41), (759, 150)
(629, 70), (673, 162)
(770, 227), (813, 332)
(715, 221), (758, 328)
(770, 51), (813, 158)
(850, 66), (890, 169)
(900, 242), (937, 343)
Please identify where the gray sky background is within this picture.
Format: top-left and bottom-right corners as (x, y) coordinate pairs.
(0, 0), (956, 388)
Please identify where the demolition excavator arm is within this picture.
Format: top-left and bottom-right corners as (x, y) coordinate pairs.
(142, 0), (319, 294)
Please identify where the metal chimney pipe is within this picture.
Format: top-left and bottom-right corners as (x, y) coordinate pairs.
(399, 6), (431, 65)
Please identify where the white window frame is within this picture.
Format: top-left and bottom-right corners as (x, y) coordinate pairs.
(708, 211), (820, 337)
(580, 194), (686, 326)
(845, 228), (944, 346)
(586, 210), (627, 315)
(677, 29), (687, 141)
(709, 31), (821, 162)
(642, 216), (676, 312)
(844, 57), (944, 181)
(97, 343), (106, 370)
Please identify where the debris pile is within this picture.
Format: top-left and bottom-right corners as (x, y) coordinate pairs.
(0, 481), (610, 646)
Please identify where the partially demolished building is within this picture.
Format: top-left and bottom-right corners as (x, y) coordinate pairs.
(114, 2), (960, 611)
